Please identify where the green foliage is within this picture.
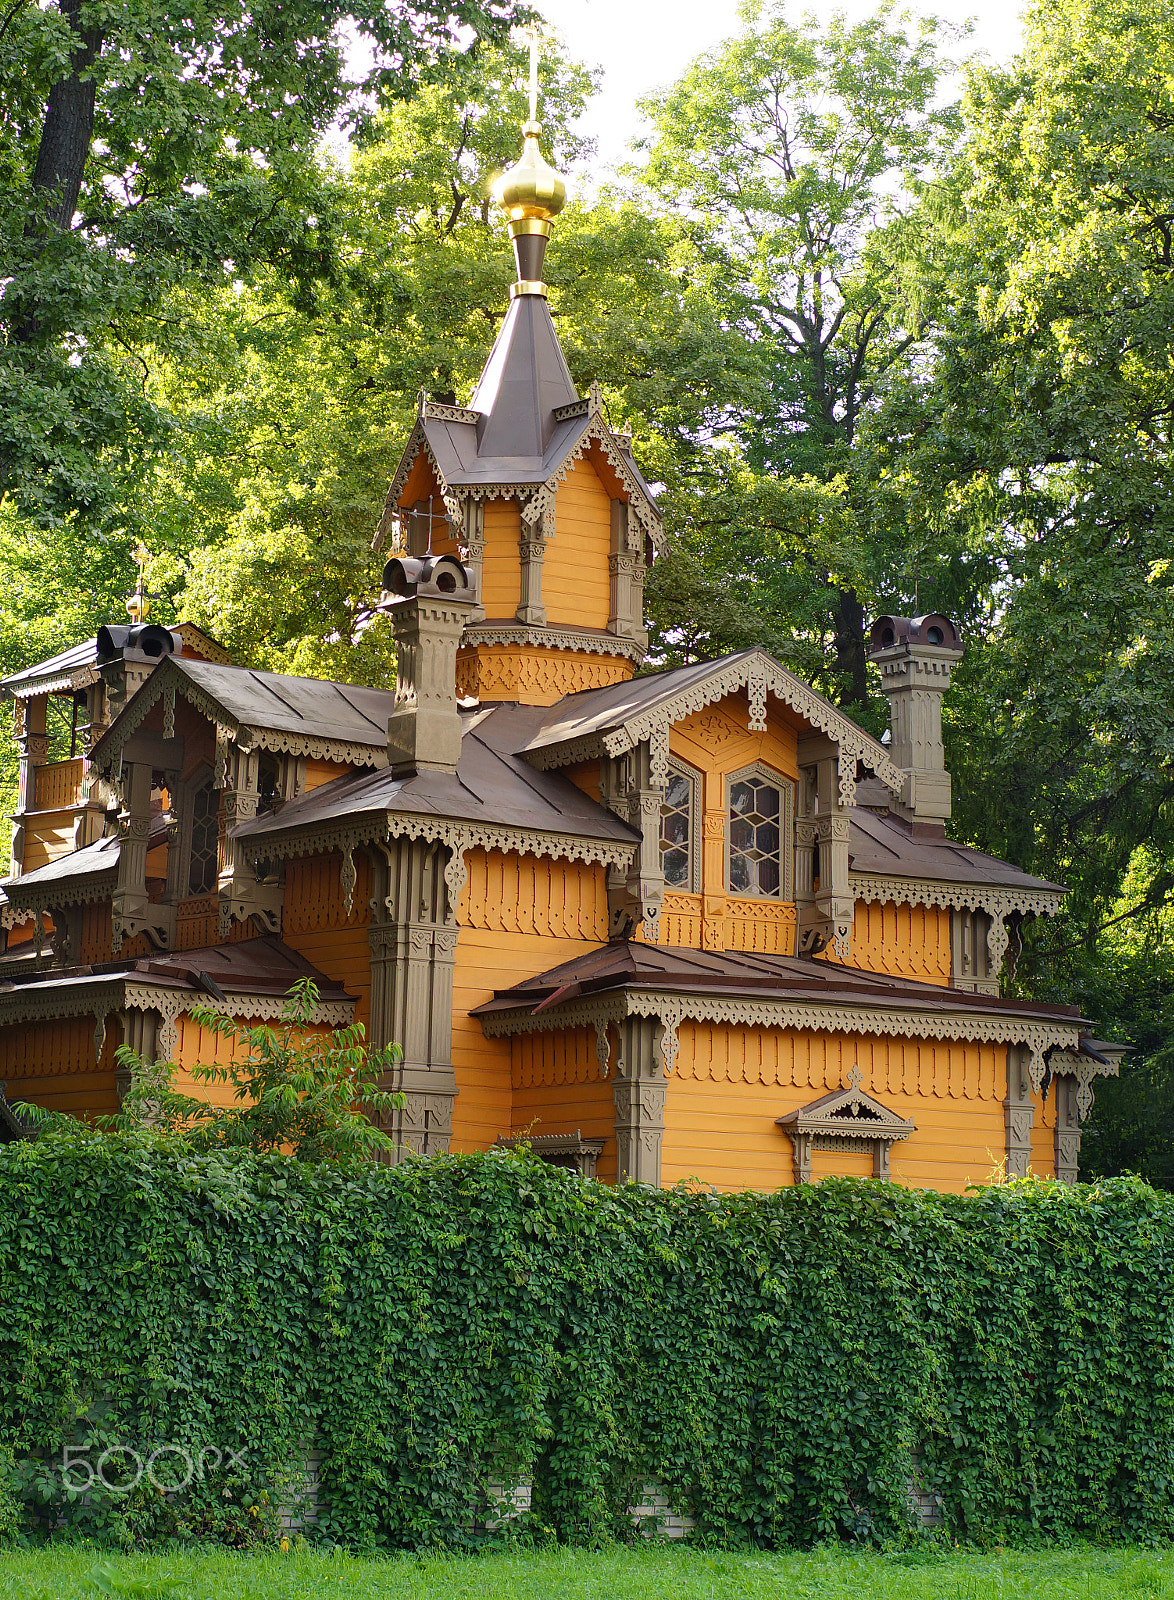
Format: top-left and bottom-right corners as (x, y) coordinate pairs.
(862, 0), (1174, 1168)
(102, 978), (405, 1162)
(0, 1145), (1170, 1552)
(0, 0), (525, 526)
(2, 1544), (1174, 1599)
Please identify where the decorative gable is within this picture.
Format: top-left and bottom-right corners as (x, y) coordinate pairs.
(776, 1065), (915, 1182)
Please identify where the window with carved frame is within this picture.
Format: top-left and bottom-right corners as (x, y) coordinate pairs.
(726, 762), (795, 900)
(165, 765), (221, 901)
(659, 757), (701, 892)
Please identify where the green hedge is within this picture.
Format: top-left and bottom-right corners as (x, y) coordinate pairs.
(0, 1136), (1171, 1549)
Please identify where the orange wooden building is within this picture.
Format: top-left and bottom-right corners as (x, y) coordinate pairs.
(0, 111), (1123, 1186)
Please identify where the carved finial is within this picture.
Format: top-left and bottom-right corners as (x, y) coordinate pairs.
(588, 379), (604, 418)
(416, 388), (428, 416)
(845, 1063), (863, 1091)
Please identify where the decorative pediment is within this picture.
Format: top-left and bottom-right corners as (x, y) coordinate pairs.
(776, 1066), (915, 1183)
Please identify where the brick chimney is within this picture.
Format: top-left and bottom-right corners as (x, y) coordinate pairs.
(381, 555), (476, 776)
(868, 614), (964, 831)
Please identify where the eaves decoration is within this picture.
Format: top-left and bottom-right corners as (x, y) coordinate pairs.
(478, 986), (1082, 1092)
(90, 659), (389, 781)
(851, 873), (1067, 966)
(374, 402), (664, 555)
(462, 624), (643, 662)
(0, 976), (355, 1067)
(237, 811), (636, 920)
(2, 867), (118, 916)
(527, 653), (904, 807)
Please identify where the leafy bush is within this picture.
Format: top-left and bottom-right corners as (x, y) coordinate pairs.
(0, 1140), (1170, 1551)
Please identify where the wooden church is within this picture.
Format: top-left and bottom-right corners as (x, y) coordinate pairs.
(0, 99), (1123, 1191)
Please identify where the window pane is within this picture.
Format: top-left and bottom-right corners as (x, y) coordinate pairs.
(188, 782), (219, 896)
(665, 773), (691, 809)
(663, 848), (689, 886)
(659, 768), (695, 892)
(728, 772), (785, 899)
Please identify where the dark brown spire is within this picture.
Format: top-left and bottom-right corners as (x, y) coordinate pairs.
(469, 293), (580, 462)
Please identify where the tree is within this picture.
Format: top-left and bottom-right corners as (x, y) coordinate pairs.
(634, 0), (963, 704)
(0, 0), (525, 530)
(106, 978), (405, 1161)
(863, 0), (1174, 1175)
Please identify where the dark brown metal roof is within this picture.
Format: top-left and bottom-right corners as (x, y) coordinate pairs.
(849, 787), (1065, 895)
(0, 935), (351, 1004)
(232, 702), (639, 849)
(129, 935), (353, 1001)
(472, 939), (1083, 1027)
(2, 637), (100, 696)
(88, 656), (395, 771)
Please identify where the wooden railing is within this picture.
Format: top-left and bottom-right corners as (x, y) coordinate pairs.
(33, 759), (85, 812)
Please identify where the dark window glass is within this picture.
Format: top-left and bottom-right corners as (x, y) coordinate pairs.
(728, 775), (784, 898)
(188, 782), (219, 896)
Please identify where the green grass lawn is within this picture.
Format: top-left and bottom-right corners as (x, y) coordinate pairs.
(0, 1544), (1173, 1600)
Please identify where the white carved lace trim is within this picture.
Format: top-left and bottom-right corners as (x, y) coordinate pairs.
(0, 976), (355, 1067)
(462, 625), (643, 660)
(91, 659), (388, 780)
(478, 986), (1081, 1091)
(527, 652), (903, 806)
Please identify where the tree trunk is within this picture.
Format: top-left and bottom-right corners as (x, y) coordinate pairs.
(28, 0), (100, 231)
(833, 585), (869, 711)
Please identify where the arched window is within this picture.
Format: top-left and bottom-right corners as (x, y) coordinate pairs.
(726, 764), (794, 900)
(187, 779), (220, 896)
(659, 758), (701, 892)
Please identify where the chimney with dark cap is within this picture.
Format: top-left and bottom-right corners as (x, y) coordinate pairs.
(867, 614), (964, 831)
(381, 555), (476, 776)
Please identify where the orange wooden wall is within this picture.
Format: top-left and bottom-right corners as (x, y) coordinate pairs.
(546, 458), (612, 631)
(450, 849), (609, 1152)
(661, 1022), (1049, 1194)
(481, 499), (522, 617)
(511, 1026), (617, 1183)
(0, 1015), (121, 1117)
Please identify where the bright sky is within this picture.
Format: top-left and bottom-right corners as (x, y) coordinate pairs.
(534, 0), (1030, 176)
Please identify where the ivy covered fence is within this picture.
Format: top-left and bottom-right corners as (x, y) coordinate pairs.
(0, 1138), (1170, 1550)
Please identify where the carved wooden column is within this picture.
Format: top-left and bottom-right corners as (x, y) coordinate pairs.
(1004, 1043), (1034, 1179)
(613, 1015), (665, 1185)
(368, 837), (460, 1160)
(461, 498), (486, 623)
(11, 695), (50, 877)
(601, 742), (666, 943)
(516, 495), (549, 627)
(608, 499), (641, 640)
(219, 743), (282, 935)
(795, 746), (852, 959)
(1054, 1074), (1080, 1184)
(112, 761), (153, 953)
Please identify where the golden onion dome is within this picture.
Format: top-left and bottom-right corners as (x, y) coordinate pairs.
(491, 121), (567, 222)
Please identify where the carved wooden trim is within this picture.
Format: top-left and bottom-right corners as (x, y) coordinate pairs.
(2, 865), (118, 914)
(526, 652), (902, 804)
(90, 659), (389, 782)
(852, 874), (1066, 966)
(479, 985), (1081, 1089)
(0, 975), (354, 1068)
(462, 623), (643, 661)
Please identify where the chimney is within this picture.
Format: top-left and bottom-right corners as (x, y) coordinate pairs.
(381, 555), (476, 777)
(867, 614), (964, 831)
